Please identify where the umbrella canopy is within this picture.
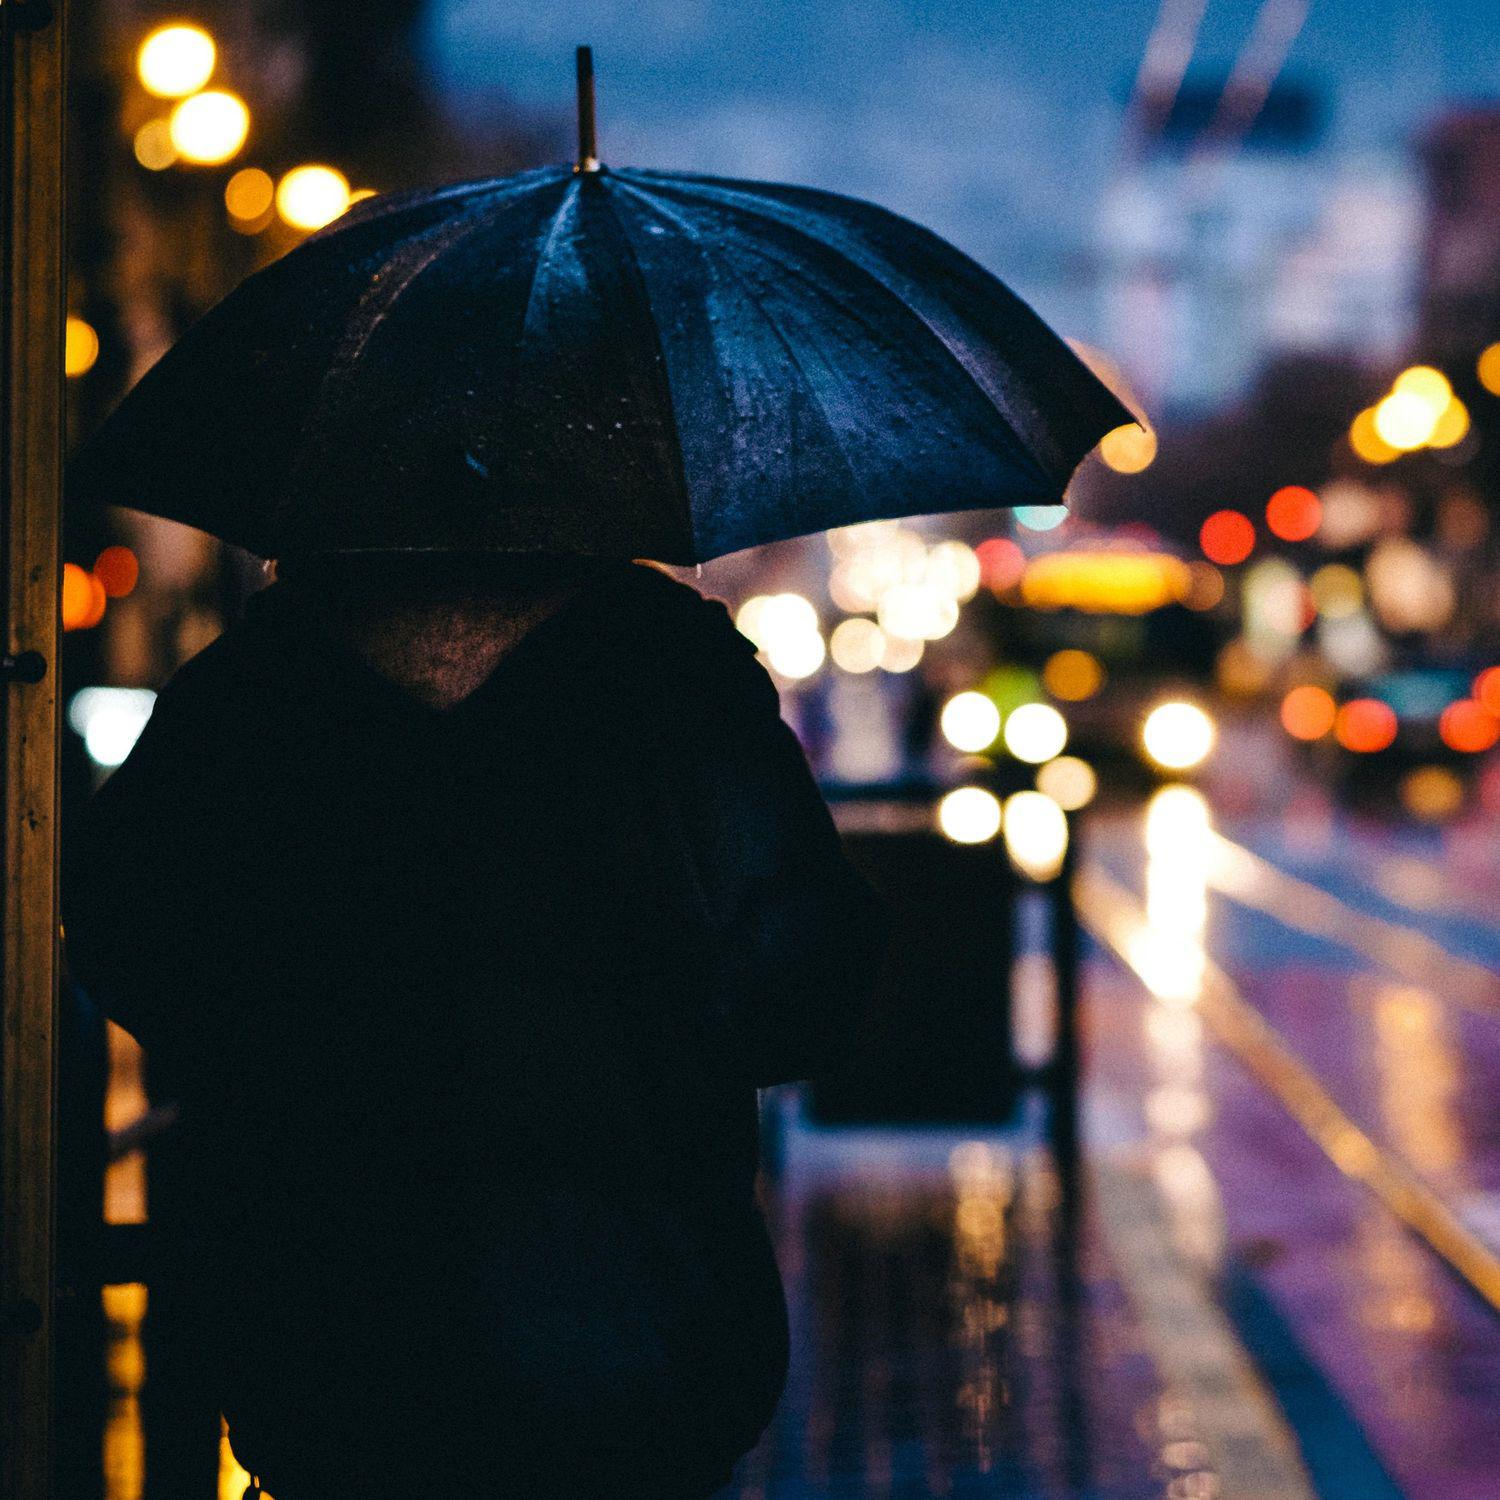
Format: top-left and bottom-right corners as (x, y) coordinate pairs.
(71, 119), (1130, 564)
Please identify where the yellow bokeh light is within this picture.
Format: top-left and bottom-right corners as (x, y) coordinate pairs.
(169, 90), (249, 165)
(1391, 365), (1452, 414)
(1309, 563), (1363, 619)
(224, 166), (275, 223)
(1098, 422), (1157, 474)
(880, 634), (924, 674)
(1002, 702), (1068, 764)
(829, 617), (884, 674)
(940, 691), (1001, 753)
(1400, 765), (1464, 822)
(1042, 648), (1104, 702)
(1373, 390), (1439, 451)
(132, 118), (177, 171)
(1003, 791), (1069, 882)
(1478, 343), (1500, 397)
(65, 316), (99, 378)
(1036, 755), (1097, 811)
(137, 24), (216, 99)
(1142, 702), (1216, 771)
(1349, 407), (1399, 464)
(937, 786), (1002, 845)
(348, 188), (378, 207)
(1428, 396), (1469, 449)
(277, 164), (352, 231)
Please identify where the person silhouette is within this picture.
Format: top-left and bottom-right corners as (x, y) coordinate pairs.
(64, 549), (890, 1499)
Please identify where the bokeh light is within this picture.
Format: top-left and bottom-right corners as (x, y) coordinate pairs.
(1391, 364), (1452, 412)
(940, 691), (1001, 753)
(65, 316), (99, 378)
(879, 634), (924, 673)
(67, 688), (157, 768)
(1309, 563), (1363, 619)
(1401, 766), (1464, 822)
(1199, 510), (1254, 566)
(1098, 423), (1157, 474)
(1036, 755), (1097, 811)
(937, 786), (1002, 845)
(1265, 485), (1321, 542)
(1427, 397), (1470, 449)
(132, 119), (177, 171)
(976, 537), (1025, 592)
(1335, 698), (1398, 753)
(137, 24), (216, 99)
(225, 167), (275, 225)
(1183, 563), (1225, 611)
(1475, 667), (1500, 718)
(1141, 702), (1216, 770)
(277, 165), (352, 231)
(169, 90), (249, 165)
(829, 617), (884, 674)
(1003, 702), (1068, 763)
(1438, 700), (1499, 754)
(1348, 407), (1400, 464)
(1373, 390), (1439, 450)
(61, 564), (104, 631)
(1014, 505), (1067, 532)
(93, 546), (139, 599)
(1042, 648), (1105, 702)
(1478, 343), (1500, 397)
(1280, 685), (1337, 742)
(1003, 791), (1069, 882)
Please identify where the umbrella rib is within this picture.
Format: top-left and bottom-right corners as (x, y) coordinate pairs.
(610, 180), (867, 513)
(630, 175), (1064, 491)
(588, 184), (695, 540)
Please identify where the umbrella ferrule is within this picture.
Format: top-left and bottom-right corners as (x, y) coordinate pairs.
(575, 45), (601, 173)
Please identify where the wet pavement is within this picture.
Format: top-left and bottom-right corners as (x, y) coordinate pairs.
(706, 780), (1500, 1500)
(98, 771), (1500, 1500)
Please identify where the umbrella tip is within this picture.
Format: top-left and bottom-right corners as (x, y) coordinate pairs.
(575, 46), (600, 173)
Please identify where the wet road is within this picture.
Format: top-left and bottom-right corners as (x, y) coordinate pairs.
(710, 781), (1500, 1500)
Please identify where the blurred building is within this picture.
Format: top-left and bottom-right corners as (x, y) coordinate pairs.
(1094, 78), (1421, 420)
(1418, 107), (1500, 359)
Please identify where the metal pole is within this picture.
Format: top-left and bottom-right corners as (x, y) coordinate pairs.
(2, 0), (65, 1495)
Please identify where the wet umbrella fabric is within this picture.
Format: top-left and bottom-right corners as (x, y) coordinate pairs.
(69, 164), (1131, 563)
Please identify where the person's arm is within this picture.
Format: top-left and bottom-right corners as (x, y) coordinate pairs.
(646, 591), (891, 1088)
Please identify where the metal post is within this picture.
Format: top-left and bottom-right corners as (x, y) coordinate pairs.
(2, 0), (66, 1496)
(1047, 815), (1082, 1229)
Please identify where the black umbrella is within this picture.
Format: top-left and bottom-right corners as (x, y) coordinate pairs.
(70, 49), (1131, 564)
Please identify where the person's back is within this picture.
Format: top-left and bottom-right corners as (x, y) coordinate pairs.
(64, 556), (889, 1499)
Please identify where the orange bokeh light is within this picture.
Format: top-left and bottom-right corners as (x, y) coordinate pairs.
(1280, 684), (1337, 741)
(1199, 510), (1255, 566)
(1474, 667), (1500, 718)
(976, 537), (1026, 592)
(61, 563), (94, 630)
(94, 545), (140, 598)
(1265, 485), (1322, 542)
(1439, 699), (1499, 754)
(1335, 698), (1397, 754)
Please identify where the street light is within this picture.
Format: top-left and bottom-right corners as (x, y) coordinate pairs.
(137, 24), (216, 99)
(169, 89), (250, 165)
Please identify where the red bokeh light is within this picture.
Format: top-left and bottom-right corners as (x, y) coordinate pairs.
(94, 545), (140, 598)
(1199, 510), (1255, 566)
(1439, 699), (1500, 754)
(1280, 684), (1337, 741)
(976, 537), (1026, 592)
(1335, 698), (1397, 753)
(1265, 485), (1322, 542)
(1474, 666), (1500, 718)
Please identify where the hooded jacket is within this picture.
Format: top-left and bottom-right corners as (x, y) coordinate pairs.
(64, 560), (890, 1499)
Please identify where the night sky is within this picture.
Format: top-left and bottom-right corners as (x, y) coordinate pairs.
(424, 0), (1500, 336)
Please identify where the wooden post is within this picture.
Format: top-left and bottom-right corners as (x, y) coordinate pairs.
(2, 1), (66, 1496)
